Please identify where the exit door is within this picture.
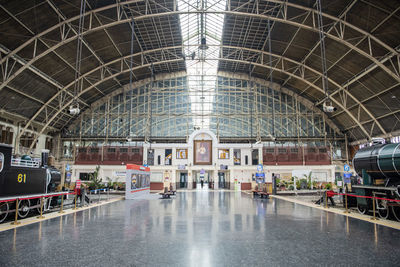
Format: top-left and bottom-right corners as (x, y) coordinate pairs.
(179, 172), (188, 188)
(218, 172), (225, 188)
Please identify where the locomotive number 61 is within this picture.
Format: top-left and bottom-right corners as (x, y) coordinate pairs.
(17, 173), (27, 183)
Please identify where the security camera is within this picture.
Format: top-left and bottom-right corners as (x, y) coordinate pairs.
(68, 106), (80, 115)
(126, 137), (132, 142)
(323, 102), (337, 113)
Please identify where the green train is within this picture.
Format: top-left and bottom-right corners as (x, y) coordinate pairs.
(353, 142), (400, 221)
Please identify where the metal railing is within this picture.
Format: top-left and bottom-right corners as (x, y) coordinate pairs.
(11, 158), (40, 168)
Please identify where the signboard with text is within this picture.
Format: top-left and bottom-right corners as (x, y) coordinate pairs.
(76, 179), (81, 189)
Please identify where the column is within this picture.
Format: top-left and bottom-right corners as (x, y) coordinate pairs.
(187, 168), (193, 189)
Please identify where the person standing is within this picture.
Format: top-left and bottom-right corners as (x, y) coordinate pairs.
(201, 179), (204, 188)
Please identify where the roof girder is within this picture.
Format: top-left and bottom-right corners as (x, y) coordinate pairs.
(0, 1), (396, 145)
(26, 55), (373, 152)
(0, 9), (398, 110)
(16, 43), (376, 140)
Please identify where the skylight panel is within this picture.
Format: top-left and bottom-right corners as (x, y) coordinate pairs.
(178, 0), (226, 130)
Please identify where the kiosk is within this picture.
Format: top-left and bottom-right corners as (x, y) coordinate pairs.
(125, 164), (150, 199)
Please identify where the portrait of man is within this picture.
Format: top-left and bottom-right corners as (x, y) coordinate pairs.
(194, 140), (212, 165)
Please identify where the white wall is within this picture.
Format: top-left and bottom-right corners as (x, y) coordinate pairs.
(71, 130), (335, 186)
(72, 164), (126, 183)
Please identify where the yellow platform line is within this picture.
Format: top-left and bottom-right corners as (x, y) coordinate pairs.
(0, 197), (124, 233)
(271, 195), (400, 231)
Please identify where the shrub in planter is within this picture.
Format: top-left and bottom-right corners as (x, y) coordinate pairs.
(312, 181), (318, 189)
(299, 178), (308, 189)
(296, 180), (301, 190)
(325, 183), (332, 190)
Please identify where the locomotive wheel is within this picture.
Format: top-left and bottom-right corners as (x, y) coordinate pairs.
(377, 201), (389, 219)
(357, 204), (368, 215)
(0, 202), (9, 223)
(36, 198), (49, 213)
(391, 206), (400, 222)
(17, 199), (31, 218)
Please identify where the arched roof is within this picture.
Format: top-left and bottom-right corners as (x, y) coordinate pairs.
(0, 0), (399, 143)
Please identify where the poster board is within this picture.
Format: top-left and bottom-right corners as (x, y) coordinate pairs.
(176, 149), (188, 159)
(218, 149), (230, 159)
(125, 164), (150, 199)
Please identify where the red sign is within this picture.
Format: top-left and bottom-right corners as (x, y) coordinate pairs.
(76, 179), (81, 189)
(126, 164), (150, 172)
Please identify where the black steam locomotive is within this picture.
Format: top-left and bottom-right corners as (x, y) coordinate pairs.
(352, 142), (400, 221)
(0, 144), (61, 222)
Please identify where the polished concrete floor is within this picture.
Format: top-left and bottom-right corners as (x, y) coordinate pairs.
(0, 190), (399, 266)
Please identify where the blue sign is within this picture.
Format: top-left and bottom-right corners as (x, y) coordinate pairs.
(344, 172), (351, 183)
(344, 164), (350, 172)
(257, 164), (263, 172)
(256, 173), (265, 183)
(66, 164), (70, 171)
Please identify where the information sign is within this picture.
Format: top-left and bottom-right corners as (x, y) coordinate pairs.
(343, 173), (351, 183)
(257, 164), (263, 172)
(76, 179), (81, 189)
(344, 164), (350, 172)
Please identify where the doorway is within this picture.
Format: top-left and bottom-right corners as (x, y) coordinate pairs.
(218, 172), (226, 188)
(194, 171), (213, 190)
(178, 172), (188, 189)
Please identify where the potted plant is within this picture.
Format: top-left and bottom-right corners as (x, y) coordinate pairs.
(88, 165), (103, 189)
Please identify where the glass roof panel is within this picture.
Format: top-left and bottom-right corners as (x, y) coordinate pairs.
(178, 0), (226, 129)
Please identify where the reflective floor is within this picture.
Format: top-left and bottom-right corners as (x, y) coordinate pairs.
(0, 191), (400, 266)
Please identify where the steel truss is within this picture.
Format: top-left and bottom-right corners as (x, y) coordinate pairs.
(0, 0), (398, 149)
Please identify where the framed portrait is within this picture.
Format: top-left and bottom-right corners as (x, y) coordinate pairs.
(218, 149), (230, 159)
(176, 149), (188, 159)
(194, 140), (212, 165)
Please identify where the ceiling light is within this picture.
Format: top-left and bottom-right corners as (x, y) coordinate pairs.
(199, 37), (208, 50)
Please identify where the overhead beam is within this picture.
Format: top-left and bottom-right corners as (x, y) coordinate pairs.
(27, 56), (374, 152)
(24, 44), (374, 137)
(1, 0), (396, 67)
(2, 9), (400, 98)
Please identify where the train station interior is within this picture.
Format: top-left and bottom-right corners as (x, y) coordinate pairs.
(0, 0), (399, 266)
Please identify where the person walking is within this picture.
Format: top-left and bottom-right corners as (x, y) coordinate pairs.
(200, 179), (204, 188)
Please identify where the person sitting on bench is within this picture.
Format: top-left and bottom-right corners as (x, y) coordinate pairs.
(169, 184), (176, 195)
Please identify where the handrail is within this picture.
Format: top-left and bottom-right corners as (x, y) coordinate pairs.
(11, 158), (40, 168)
(332, 192), (400, 202)
(0, 191), (74, 203)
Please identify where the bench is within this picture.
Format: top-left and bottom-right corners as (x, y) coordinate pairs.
(169, 185), (176, 195)
(252, 190), (270, 199)
(252, 185), (270, 199)
(159, 187), (175, 199)
(159, 192), (174, 199)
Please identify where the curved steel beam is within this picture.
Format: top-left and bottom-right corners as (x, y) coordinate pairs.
(1, 0), (396, 66)
(2, 9), (400, 97)
(27, 56), (372, 152)
(21, 45), (377, 142)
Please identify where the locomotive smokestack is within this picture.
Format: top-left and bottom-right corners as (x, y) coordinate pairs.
(41, 149), (49, 167)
